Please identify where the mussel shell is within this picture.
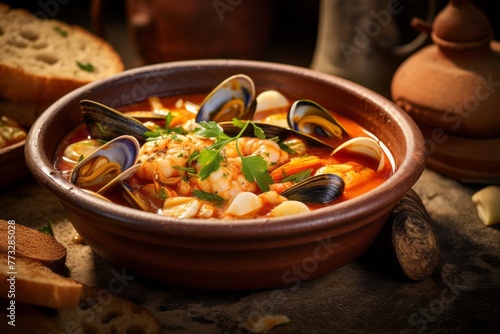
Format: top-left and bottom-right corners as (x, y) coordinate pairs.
(217, 121), (334, 149)
(331, 136), (386, 172)
(280, 174), (345, 204)
(121, 182), (155, 212)
(195, 74), (256, 123)
(288, 99), (348, 139)
(81, 99), (150, 142)
(74, 156), (122, 191)
(70, 135), (140, 193)
(122, 110), (171, 119)
(98, 164), (141, 194)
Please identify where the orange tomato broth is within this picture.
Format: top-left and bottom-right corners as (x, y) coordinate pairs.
(55, 93), (393, 218)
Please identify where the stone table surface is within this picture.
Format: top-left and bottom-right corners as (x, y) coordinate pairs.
(1, 168), (499, 333)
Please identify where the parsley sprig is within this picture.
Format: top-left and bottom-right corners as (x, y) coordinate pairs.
(195, 119), (273, 192)
(193, 189), (226, 206)
(282, 168), (312, 182)
(38, 222), (54, 237)
(144, 112), (186, 138)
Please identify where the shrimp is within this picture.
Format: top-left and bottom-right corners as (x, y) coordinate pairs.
(315, 162), (375, 189)
(196, 138), (290, 200)
(196, 159), (258, 200)
(138, 135), (290, 202)
(136, 134), (212, 182)
(223, 137), (289, 171)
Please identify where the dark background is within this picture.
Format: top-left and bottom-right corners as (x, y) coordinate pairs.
(4, 0), (500, 69)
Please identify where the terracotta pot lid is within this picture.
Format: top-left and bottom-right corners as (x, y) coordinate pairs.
(431, 0), (494, 50)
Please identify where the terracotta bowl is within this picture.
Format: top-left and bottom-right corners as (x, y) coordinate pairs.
(25, 60), (425, 290)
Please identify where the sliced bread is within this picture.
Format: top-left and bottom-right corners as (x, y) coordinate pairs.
(0, 3), (124, 104)
(55, 285), (161, 334)
(0, 257), (82, 308)
(0, 219), (67, 270)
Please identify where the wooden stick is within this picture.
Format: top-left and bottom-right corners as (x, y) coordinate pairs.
(389, 189), (440, 281)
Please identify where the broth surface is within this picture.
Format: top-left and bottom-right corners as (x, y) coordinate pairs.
(55, 93), (393, 219)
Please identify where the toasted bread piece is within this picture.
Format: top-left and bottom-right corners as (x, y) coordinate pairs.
(55, 285), (161, 334)
(0, 219), (67, 270)
(0, 257), (82, 308)
(0, 3), (124, 104)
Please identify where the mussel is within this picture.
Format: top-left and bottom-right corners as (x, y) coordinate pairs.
(195, 74), (256, 123)
(288, 99), (348, 140)
(81, 99), (150, 143)
(70, 135), (140, 194)
(217, 121), (334, 149)
(280, 174), (345, 204)
(331, 136), (386, 172)
(121, 182), (155, 212)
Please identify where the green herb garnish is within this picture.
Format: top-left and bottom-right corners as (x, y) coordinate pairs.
(278, 141), (296, 154)
(172, 151), (199, 176)
(173, 165), (196, 175)
(144, 112), (186, 138)
(38, 223), (54, 237)
(158, 188), (168, 200)
(76, 61), (95, 73)
(241, 155), (272, 191)
(195, 119), (273, 192)
(282, 169), (312, 183)
(54, 26), (68, 37)
(193, 189), (226, 206)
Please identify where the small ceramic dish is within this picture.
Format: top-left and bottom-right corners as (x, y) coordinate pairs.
(0, 140), (28, 187)
(26, 60), (426, 290)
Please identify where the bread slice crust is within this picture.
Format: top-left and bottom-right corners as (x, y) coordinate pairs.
(0, 257), (82, 309)
(0, 4), (124, 103)
(0, 219), (67, 270)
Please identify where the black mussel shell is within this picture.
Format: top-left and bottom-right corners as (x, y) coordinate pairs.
(195, 74), (256, 123)
(217, 121), (334, 149)
(287, 99), (348, 139)
(81, 99), (150, 143)
(280, 174), (345, 204)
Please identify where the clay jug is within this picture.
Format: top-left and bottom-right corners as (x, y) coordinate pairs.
(391, 0), (500, 183)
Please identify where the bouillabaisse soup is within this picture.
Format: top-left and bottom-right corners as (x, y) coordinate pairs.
(54, 80), (394, 220)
